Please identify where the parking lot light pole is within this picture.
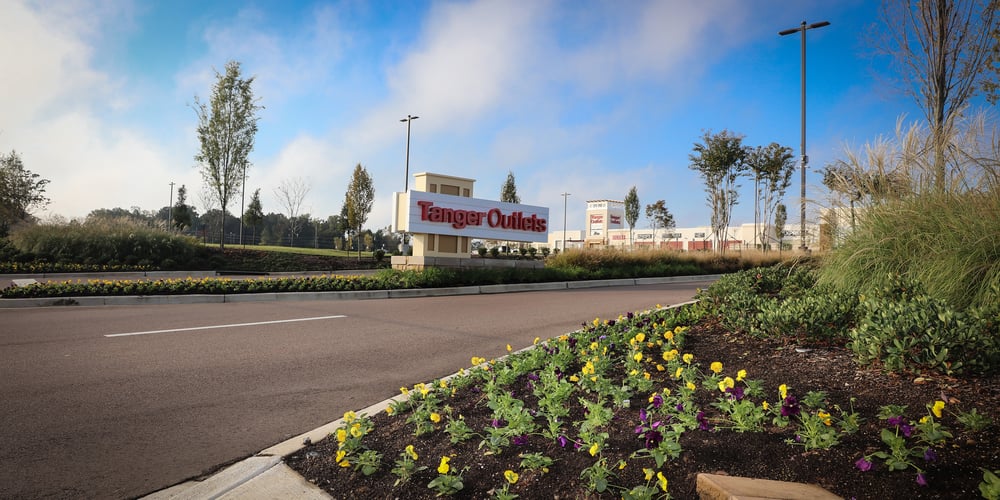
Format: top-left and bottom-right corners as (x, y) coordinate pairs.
(779, 20), (829, 251)
(561, 192), (570, 252)
(400, 115), (419, 193)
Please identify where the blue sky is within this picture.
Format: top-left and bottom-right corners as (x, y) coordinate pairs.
(0, 0), (942, 232)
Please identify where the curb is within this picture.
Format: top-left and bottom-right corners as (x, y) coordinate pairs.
(0, 275), (720, 308)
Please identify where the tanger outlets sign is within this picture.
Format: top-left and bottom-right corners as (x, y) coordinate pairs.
(403, 191), (550, 242)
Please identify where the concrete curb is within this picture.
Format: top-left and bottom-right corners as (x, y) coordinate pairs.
(0, 275), (721, 308)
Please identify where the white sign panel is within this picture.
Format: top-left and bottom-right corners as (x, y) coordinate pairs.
(400, 191), (550, 242)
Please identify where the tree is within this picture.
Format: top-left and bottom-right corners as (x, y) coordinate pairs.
(344, 163), (375, 259)
(500, 171), (520, 204)
(746, 143), (794, 251)
(774, 203), (787, 253)
(623, 186), (640, 248)
(688, 130), (747, 252)
(984, 11), (1000, 103)
(645, 200), (675, 248)
(875, 0), (998, 191)
(274, 178), (310, 247)
(243, 188), (264, 245)
(193, 60), (262, 249)
(172, 185), (194, 231)
(0, 150), (49, 235)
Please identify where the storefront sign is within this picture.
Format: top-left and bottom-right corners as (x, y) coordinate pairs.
(400, 191), (549, 242)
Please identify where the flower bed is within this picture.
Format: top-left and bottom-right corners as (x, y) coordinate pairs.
(286, 302), (1000, 498)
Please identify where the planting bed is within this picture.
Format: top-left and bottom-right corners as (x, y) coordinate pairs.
(287, 315), (1000, 499)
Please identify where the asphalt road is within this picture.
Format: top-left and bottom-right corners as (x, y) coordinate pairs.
(0, 281), (710, 499)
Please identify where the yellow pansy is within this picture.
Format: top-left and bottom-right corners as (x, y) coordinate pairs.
(657, 471), (668, 492)
(569, 375), (580, 382)
(656, 364), (665, 372)
(618, 460), (627, 470)
(385, 406), (395, 416)
(686, 382), (696, 391)
(506, 344), (513, 352)
(430, 412), (441, 423)
(710, 361), (723, 374)
(644, 468), (655, 481)
(437, 456), (451, 474)
(779, 384), (788, 400)
(400, 386), (410, 396)
(663, 349), (678, 362)
(343, 410), (357, 422)
(336, 429), (347, 443)
(674, 367), (684, 379)
(664, 331), (674, 341)
(762, 401), (770, 411)
(682, 353), (694, 364)
(350, 422), (363, 438)
(504, 470), (519, 484)
(932, 400), (946, 418)
(736, 369), (747, 381)
(718, 377), (735, 392)
(533, 337), (541, 344)
(635, 333), (646, 343)
(593, 317), (600, 326)
(589, 443), (600, 456)
(817, 410), (832, 426)
(633, 352), (644, 362)
(405, 444), (418, 460)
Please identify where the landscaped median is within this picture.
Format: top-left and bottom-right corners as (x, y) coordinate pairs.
(0, 273), (720, 308)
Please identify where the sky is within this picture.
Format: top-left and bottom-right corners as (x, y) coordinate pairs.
(0, 0), (952, 233)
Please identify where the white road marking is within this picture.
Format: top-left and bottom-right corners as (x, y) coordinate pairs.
(105, 315), (347, 338)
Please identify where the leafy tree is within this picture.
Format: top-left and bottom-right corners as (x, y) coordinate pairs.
(623, 186), (640, 248)
(500, 171), (520, 204)
(243, 188), (264, 244)
(193, 60), (262, 248)
(875, 0), (998, 190)
(775, 203), (787, 252)
(0, 150), (50, 235)
(746, 143), (794, 251)
(172, 185), (195, 231)
(688, 130), (747, 252)
(644, 199), (675, 246)
(344, 164), (375, 259)
(274, 177), (310, 247)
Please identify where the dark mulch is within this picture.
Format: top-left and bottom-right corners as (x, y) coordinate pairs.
(287, 318), (1000, 499)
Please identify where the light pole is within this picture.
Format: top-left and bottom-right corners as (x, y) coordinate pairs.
(400, 115), (419, 253)
(400, 115), (419, 193)
(561, 192), (570, 252)
(168, 182), (175, 231)
(779, 19), (829, 251)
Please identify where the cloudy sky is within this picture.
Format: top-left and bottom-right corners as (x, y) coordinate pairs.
(0, 0), (946, 232)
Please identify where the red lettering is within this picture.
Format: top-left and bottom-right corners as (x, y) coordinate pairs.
(419, 200), (547, 233)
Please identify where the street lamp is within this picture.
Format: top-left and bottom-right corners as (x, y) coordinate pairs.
(561, 192), (570, 252)
(779, 20), (829, 251)
(400, 115), (419, 193)
(168, 182), (175, 231)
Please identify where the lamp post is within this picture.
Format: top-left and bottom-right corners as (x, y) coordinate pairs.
(561, 192), (570, 252)
(400, 115), (419, 193)
(168, 182), (174, 231)
(399, 115), (419, 253)
(779, 20), (829, 251)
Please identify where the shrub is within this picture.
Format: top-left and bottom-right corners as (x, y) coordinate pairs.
(489, 247), (500, 258)
(848, 276), (1000, 376)
(477, 247), (487, 257)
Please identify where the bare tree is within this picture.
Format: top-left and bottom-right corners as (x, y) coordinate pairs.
(274, 177), (311, 247)
(875, 0), (998, 191)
